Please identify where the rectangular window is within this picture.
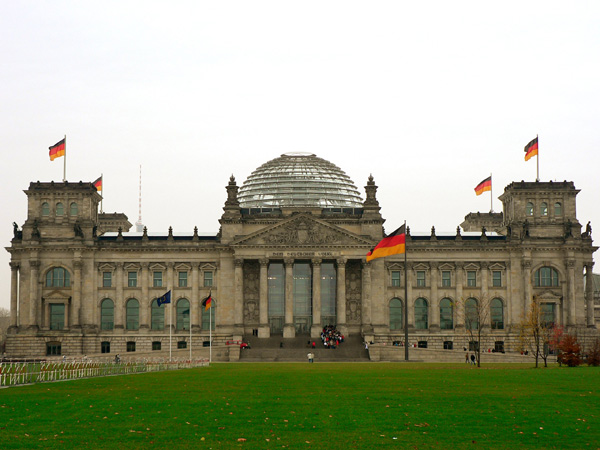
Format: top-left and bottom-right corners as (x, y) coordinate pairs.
(494, 341), (505, 353)
(443, 341), (453, 350)
(126, 341), (136, 352)
(203, 271), (213, 287)
(541, 303), (556, 326)
(128, 272), (137, 287)
(416, 271), (426, 287)
(441, 271), (451, 287)
(101, 341), (110, 354)
(46, 342), (62, 356)
(492, 271), (502, 287)
(153, 271), (163, 288)
(391, 270), (401, 287)
(177, 341), (187, 349)
(103, 271), (112, 288)
(178, 271), (188, 287)
(50, 304), (65, 330)
(467, 271), (477, 287)
(152, 341), (161, 351)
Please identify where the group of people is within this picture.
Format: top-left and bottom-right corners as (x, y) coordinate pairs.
(465, 352), (476, 364)
(321, 325), (344, 349)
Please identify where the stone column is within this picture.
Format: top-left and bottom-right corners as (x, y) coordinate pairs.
(234, 259), (244, 330)
(9, 262), (19, 328)
(167, 262), (174, 330)
(29, 260), (40, 329)
(480, 262), (489, 328)
(259, 259), (270, 337)
(311, 258), (322, 337)
(140, 263), (149, 329)
(455, 263), (464, 329)
(429, 262), (439, 331)
(586, 262), (596, 327)
(406, 262), (413, 330)
(71, 260), (82, 328)
(115, 263), (124, 330)
(283, 258), (295, 338)
(191, 264), (199, 330)
(522, 259), (532, 320)
(566, 259), (576, 326)
(336, 258), (347, 330)
(361, 261), (373, 335)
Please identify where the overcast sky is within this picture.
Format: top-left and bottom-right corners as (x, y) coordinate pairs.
(1, 1), (599, 310)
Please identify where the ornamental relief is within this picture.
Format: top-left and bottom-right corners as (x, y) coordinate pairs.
(262, 219), (341, 245)
(243, 261), (260, 322)
(346, 261), (362, 324)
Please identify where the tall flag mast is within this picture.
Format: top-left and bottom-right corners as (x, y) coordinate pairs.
(474, 175), (493, 212)
(524, 135), (539, 181)
(136, 165), (144, 232)
(49, 136), (67, 181)
(93, 175), (103, 212)
(366, 223), (408, 360)
(203, 292), (213, 363)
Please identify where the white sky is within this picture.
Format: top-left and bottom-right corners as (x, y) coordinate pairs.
(1, 1), (599, 310)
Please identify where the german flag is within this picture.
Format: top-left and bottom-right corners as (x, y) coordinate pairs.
(202, 292), (212, 311)
(366, 224), (405, 262)
(524, 136), (538, 161)
(49, 138), (66, 161)
(474, 176), (492, 196)
(93, 176), (102, 192)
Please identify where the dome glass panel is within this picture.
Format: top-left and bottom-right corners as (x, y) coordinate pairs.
(238, 153), (363, 208)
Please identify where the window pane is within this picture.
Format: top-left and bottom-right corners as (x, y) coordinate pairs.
(153, 271), (163, 287)
(416, 271), (426, 287)
(440, 298), (453, 330)
(179, 271), (188, 287)
(389, 298), (403, 330)
(492, 271), (502, 287)
(70, 202), (78, 216)
(128, 272), (137, 287)
(391, 271), (400, 287)
(293, 263), (312, 317)
(467, 271), (476, 287)
(177, 299), (190, 330)
(526, 202), (534, 216)
(203, 271), (213, 287)
(540, 202), (548, 216)
(56, 202), (64, 216)
(42, 202), (50, 216)
(442, 271), (451, 287)
(101, 299), (114, 330)
(465, 298), (479, 330)
(554, 202), (562, 216)
(103, 272), (112, 287)
(151, 299), (164, 330)
(491, 298), (504, 329)
(50, 304), (65, 330)
(414, 298), (428, 330)
(126, 299), (139, 330)
(321, 263), (336, 320)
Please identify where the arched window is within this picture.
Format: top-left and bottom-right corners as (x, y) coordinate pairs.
(70, 202), (78, 216)
(440, 298), (453, 330)
(101, 298), (114, 330)
(151, 299), (164, 330)
(554, 202), (562, 216)
(126, 299), (139, 330)
(490, 298), (504, 330)
(540, 202), (548, 216)
(526, 202), (534, 216)
(414, 298), (428, 330)
(465, 298), (479, 330)
(56, 202), (64, 216)
(201, 299), (215, 330)
(534, 267), (559, 287)
(42, 202), (50, 216)
(389, 298), (403, 330)
(45, 267), (70, 287)
(176, 299), (190, 330)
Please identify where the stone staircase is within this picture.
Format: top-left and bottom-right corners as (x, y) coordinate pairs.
(238, 335), (369, 362)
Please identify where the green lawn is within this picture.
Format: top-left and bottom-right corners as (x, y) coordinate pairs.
(0, 363), (598, 449)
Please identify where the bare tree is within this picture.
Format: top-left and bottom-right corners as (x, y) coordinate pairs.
(0, 307), (10, 355)
(456, 297), (492, 368)
(518, 296), (555, 368)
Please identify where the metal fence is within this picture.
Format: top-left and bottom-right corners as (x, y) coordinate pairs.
(0, 358), (209, 387)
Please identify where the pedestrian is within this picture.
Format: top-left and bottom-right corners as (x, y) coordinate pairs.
(465, 352), (469, 364)
(307, 352), (314, 363)
(470, 354), (476, 365)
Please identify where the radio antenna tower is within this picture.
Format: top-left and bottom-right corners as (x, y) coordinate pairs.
(135, 165), (144, 232)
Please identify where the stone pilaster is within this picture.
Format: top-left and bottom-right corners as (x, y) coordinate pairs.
(283, 258), (295, 338)
(430, 262), (439, 331)
(361, 261), (373, 334)
(310, 258), (322, 337)
(566, 259), (576, 326)
(586, 262), (596, 327)
(191, 264), (199, 330)
(259, 259), (270, 337)
(234, 258), (244, 330)
(29, 260), (40, 329)
(455, 262), (464, 329)
(9, 262), (19, 328)
(114, 263), (124, 330)
(336, 258), (347, 330)
(167, 262), (174, 330)
(140, 263), (149, 329)
(71, 260), (82, 328)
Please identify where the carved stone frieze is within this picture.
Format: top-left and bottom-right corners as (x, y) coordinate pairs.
(243, 261), (260, 323)
(345, 261), (362, 324)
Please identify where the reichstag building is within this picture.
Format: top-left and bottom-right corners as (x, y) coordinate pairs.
(5, 153), (598, 358)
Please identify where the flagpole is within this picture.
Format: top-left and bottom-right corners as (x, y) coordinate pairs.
(63, 135), (67, 182)
(209, 301), (212, 363)
(404, 220), (409, 362)
(189, 305), (192, 362)
(100, 174), (104, 213)
(489, 173), (493, 213)
(536, 134), (540, 182)
(169, 293), (172, 362)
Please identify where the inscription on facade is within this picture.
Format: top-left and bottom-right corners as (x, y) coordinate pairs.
(269, 251), (339, 258)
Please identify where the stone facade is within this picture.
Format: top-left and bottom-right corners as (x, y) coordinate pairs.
(5, 169), (598, 359)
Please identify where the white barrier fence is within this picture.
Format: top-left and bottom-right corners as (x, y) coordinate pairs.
(0, 358), (209, 387)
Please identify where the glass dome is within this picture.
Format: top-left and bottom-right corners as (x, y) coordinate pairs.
(238, 153), (364, 208)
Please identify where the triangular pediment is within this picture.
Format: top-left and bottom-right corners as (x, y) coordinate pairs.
(231, 214), (373, 247)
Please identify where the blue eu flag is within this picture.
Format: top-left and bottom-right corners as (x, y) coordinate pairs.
(157, 290), (171, 307)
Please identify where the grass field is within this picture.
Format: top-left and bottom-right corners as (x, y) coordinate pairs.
(0, 363), (598, 449)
